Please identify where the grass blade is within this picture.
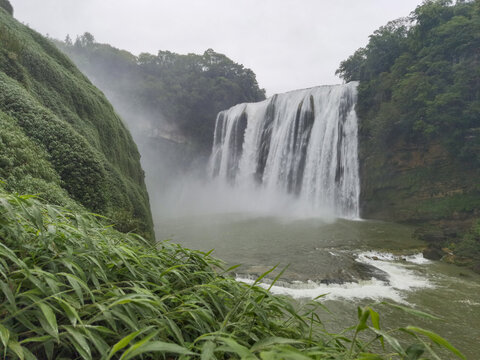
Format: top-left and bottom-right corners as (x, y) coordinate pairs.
(405, 326), (465, 359)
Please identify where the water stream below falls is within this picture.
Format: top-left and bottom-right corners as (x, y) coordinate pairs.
(156, 215), (480, 358)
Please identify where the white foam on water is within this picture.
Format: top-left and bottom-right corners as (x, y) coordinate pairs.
(358, 251), (431, 265)
(456, 299), (480, 306)
(404, 253), (431, 265)
(237, 252), (433, 303)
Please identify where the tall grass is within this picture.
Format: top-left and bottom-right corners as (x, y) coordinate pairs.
(0, 189), (464, 359)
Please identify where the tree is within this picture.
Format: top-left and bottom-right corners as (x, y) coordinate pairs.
(74, 32), (95, 48)
(64, 34), (72, 46)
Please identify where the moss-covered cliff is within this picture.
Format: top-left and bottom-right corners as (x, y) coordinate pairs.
(0, 5), (153, 238)
(359, 137), (480, 223)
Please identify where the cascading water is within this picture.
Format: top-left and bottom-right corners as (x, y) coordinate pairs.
(209, 82), (360, 218)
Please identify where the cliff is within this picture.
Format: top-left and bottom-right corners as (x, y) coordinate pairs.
(0, 5), (154, 238)
(359, 137), (480, 224)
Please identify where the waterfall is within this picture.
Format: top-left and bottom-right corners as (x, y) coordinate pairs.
(209, 82), (360, 218)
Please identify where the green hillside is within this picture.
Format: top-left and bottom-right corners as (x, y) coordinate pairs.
(57, 35), (266, 152)
(336, 0), (480, 225)
(0, 4), (153, 238)
(337, 0), (480, 267)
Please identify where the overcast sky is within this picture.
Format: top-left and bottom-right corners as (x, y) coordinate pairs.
(11, 0), (423, 96)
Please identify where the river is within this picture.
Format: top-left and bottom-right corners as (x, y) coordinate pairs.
(156, 213), (480, 359)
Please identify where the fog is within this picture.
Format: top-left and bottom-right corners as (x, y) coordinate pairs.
(11, 0), (424, 96)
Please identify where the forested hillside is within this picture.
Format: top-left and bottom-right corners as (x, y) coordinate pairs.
(337, 0), (479, 268)
(337, 0), (479, 221)
(57, 36), (266, 152)
(0, 4), (153, 238)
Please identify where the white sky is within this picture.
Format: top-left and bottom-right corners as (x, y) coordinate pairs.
(10, 0), (423, 96)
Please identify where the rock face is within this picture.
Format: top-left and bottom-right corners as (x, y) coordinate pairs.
(359, 137), (480, 224)
(422, 246), (444, 261)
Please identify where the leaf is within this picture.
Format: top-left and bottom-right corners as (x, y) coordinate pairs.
(222, 264), (242, 273)
(121, 341), (195, 360)
(19, 336), (52, 344)
(405, 326), (466, 359)
(119, 331), (159, 360)
(356, 353), (384, 360)
(55, 297), (80, 326)
(106, 330), (141, 360)
(201, 341), (215, 360)
(368, 307), (380, 330)
(166, 318), (184, 344)
(38, 303), (58, 339)
(251, 337), (303, 352)
(64, 326), (92, 360)
(254, 265), (278, 286)
(356, 307), (370, 332)
(405, 343), (425, 360)
(8, 340), (24, 360)
(0, 323), (10, 350)
(218, 338), (256, 359)
(381, 302), (441, 320)
(0, 280), (17, 310)
(259, 347), (312, 360)
(267, 264), (289, 291)
(367, 307), (383, 348)
(369, 327), (405, 356)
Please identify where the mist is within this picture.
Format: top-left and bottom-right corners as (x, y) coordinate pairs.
(12, 0), (424, 95)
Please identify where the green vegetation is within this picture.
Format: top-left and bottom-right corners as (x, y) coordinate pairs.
(0, 9), (153, 238)
(337, 0), (480, 267)
(336, 0), (479, 224)
(337, 0), (479, 161)
(453, 220), (480, 271)
(0, 0), (12, 16)
(0, 188), (465, 359)
(57, 34), (266, 152)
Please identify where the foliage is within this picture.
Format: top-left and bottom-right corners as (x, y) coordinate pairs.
(455, 219), (480, 265)
(0, 111), (78, 208)
(0, 11), (153, 238)
(337, 0), (480, 164)
(57, 35), (266, 152)
(0, 189), (465, 359)
(0, 0), (12, 16)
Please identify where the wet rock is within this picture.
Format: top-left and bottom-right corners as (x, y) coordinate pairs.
(422, 246), (444, 260)
(351, 262), (390, 283)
